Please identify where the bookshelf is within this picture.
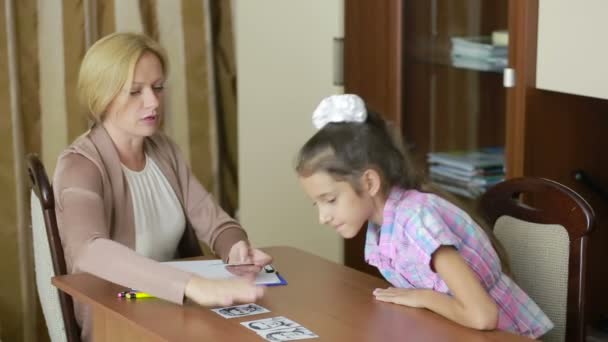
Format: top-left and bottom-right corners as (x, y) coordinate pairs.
(345, 0), (608, 327)
(401, 0), (508, 179)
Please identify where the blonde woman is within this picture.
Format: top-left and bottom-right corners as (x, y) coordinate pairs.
(53, 32), (271, 341)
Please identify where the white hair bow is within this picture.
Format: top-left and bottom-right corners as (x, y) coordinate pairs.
(312, 94), (367, 130)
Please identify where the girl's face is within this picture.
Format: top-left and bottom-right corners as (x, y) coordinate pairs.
(103, 52), (165, 139)
(299, 171), (375, 239)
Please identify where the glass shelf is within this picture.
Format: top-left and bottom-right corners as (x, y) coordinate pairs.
(401, 0), (509, 174)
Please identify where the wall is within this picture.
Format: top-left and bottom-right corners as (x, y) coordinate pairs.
(235, 0), (345, 263)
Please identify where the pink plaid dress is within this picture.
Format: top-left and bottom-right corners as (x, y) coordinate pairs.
(365, 188), (553, 338)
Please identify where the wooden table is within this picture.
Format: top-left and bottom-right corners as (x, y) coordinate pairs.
(53, 246), (534, 341)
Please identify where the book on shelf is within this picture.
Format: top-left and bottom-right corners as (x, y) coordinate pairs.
(450, 35), (508, 72)
(430, 169), (504, 187)
(431, 181), (483, 199)
(451, 55), (507, 72)
(430, 173), (471, 188)
(450, 36), (508, 59)
(491, 30), (509, 47)
(427, 149), (505, 172)
(427, 148), (505, 199)
(469, 174), (504, 186)
(429, 165), (504, 178)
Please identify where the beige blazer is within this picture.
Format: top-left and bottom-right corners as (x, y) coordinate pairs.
(53, 124), (247, 341)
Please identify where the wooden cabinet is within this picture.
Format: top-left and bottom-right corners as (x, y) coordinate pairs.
(536, 0), (608, 100)
(344, 0), (608, 326)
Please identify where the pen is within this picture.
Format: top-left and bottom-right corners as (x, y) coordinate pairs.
(125, 292), (154, 299)
(117, 288), (141, 298)
(225, 262), (256, 267)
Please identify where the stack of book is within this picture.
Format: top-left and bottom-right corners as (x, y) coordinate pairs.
(450, 34), (508, 72)
(427, 148), (505, 198)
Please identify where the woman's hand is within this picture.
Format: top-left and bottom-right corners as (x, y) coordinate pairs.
(373, 287), (425, 308)
(226, 240), (273, 276)
(184, 276), (264, 307)
(227, 240), (273, 267)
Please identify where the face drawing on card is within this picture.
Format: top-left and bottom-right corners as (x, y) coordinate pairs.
(263, 327), (318, 341)
(246, 317), (299, 331)
(250, 320), (290, 331)
(215, 304), (269, 318)
(219, 304), (259, 316)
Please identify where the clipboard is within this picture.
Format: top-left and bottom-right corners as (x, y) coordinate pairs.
(162, 260), (287, 286)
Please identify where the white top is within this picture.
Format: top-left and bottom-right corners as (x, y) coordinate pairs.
(122, 155), (186, 261)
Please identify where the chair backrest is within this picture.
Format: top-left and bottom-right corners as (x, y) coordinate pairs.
(479, 177), (594, 342)
(27, 154), (81, 342)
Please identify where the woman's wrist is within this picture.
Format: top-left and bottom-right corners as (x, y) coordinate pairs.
(184, 276), (196, 299)
(185, 276), (207, 300)
(227, 240), (252, 264)
(214, 228), (248, 261)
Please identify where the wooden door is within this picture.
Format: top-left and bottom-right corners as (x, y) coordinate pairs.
(343, 0), (403, 277)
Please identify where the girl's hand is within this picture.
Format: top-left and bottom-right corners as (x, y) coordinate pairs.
(375, 247), (499, 331)
(184, 276), (264, 307)
(227, 240), (273, 267)
(373, 287), (425, 308)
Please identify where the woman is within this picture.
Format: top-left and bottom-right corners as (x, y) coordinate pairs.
(53, 32), (271, 341)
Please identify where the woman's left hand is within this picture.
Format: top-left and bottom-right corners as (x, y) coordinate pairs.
(373, 287), (425, 308)
(226, 241), (273, 276)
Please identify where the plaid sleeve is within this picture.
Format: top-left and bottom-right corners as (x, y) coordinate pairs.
(405, 206), (462, 265)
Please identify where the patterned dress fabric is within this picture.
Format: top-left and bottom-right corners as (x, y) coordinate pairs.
(365, 188), (553, 338)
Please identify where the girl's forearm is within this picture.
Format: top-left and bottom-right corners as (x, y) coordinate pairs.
(414, 289), (498, 330)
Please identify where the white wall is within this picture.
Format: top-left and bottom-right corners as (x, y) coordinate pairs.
(235, 0), (344, 262)
(536, 0), (608, 100)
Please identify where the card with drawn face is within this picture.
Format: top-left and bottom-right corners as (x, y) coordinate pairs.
(240, 316), (300, 333)
(211, 303), (270, 319)
(258, 326), (319, 341)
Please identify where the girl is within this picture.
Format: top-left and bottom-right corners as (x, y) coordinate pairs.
(295, 94), (553, 338)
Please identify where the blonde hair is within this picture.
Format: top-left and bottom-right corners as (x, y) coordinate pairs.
(77, 32), (168, 121)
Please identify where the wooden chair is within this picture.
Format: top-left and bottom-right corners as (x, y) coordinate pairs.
(479, 177), (594, 342)
(27, 154), (81, 342)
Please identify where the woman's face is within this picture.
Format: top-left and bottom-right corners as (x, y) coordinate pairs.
(103, 51), (165, 139)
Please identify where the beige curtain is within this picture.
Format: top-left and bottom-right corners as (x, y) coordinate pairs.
(0, 0), (238, 341)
